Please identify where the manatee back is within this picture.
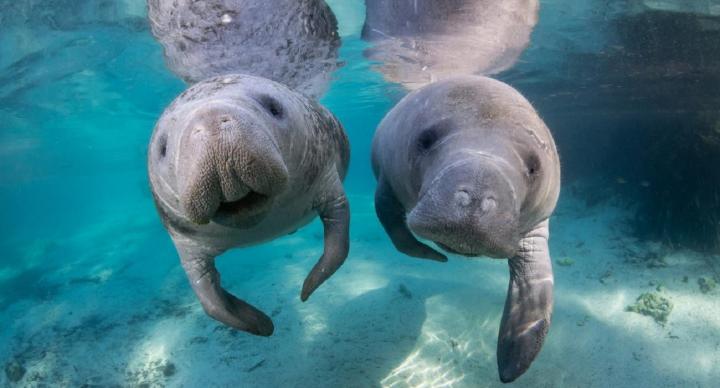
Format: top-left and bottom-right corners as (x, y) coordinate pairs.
(148, 0), (340, 97)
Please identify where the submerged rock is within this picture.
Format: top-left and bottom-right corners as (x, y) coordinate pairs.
(162, 362), (176, 377)
(626, 292), (673, 325)
(4, 359), (26, 383)
(397, 283), (413, 299)
(698, 276), (717, 294)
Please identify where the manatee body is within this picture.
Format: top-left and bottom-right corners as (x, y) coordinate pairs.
(147, 0), (340, 97)
(362, 0), (539, 90)
(148, 74), (350, 336)
(371, 76), (560, 382)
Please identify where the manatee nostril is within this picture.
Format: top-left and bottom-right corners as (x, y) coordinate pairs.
(480, 196), (497, 213)
(454, 190), (471, 207)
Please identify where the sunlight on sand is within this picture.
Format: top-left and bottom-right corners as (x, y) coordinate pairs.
(381, 294), (500, 388)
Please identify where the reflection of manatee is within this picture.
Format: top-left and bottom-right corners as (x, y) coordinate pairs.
(0, 0), (146, 101)
(372, 76), (560, 382)
(630, 0), (720, 16)
(148, 0), (341, 97)
(148, 74), (350, 336)
(362, 0), (539, 89)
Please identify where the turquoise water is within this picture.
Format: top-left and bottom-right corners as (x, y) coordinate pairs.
(1, 1), (719, 387)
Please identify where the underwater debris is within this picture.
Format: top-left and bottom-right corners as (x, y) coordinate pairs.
(189, 336), (209, 345)
(626, 292), (673, 325)
(698, 277), (717, 294)
(646, 256), (668, 269)
(599, 269), (613, 284)
(397, 284), (413, 299)
(246, 359), (266, 373)
(126, 359), (176, 386)
(4, 359), (26, 383)
(556, 257), (575, 267)
(576, 315), (590, 327)
(648, 280), (665, 292)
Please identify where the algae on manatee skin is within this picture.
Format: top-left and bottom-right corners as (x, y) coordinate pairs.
(698, 277), (717, 294)
(625, 292), (673, 325)
(556, 257), (575, 267)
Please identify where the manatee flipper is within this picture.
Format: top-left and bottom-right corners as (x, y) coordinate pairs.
(176, 240), (274, 336)
(375, 178), (447, 262)
(497, 220), (553, 383)
(301, 171), (350, 301)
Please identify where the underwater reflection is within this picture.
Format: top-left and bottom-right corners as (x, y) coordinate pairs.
(362, 0), (539, 89)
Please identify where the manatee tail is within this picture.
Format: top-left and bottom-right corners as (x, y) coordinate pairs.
(497, 220), (553, 383)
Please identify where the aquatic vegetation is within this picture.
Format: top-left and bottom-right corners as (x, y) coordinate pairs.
(126, 358), (176, 386)
(697, 276), (717, 294)
(626, 292), (673, 325)
(4, 359), (25, 383)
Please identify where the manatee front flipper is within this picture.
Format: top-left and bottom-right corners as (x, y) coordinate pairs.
(375, 178), (447, 262)
(301, 172), (350, 301)
(175, 240), (274, 336)
(497, 220), (554, 383)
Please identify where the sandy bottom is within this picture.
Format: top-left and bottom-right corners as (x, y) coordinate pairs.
(1, 184), (719, 387)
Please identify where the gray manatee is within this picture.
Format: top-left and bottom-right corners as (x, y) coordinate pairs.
(148, 74), (350, 336)
(147, 0), (340, 97)
(362, 0), (539, 90)
(371, 76), (560, 382)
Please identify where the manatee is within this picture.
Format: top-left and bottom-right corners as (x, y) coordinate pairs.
(362, 0), (539, 90)
(147, 0), (340, 97)
(148, 74), (350, 336)
(371, 76), (560, 382)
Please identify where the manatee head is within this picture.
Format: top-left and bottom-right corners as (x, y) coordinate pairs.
(405, 119), (540, 258)
(150, 76), (294, 229)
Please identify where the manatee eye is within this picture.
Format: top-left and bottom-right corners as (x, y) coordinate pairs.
(157, 133), (168, 160)
(525, 152), (540, 177)
(416, 120), (452, 152)
(417, 129), (438, 151)
(256, 94), (284, 119)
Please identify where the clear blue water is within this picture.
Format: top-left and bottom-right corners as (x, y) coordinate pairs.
(1, 1), (719, 387)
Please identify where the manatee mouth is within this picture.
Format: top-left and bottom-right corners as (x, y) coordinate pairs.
(216, 191), (269, 216)
(432, 235), (518, 258)
(436, 242), (479, 257)
(211, 191), (273, 227)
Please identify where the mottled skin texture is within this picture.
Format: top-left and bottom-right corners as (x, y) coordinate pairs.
(147, 0), (340, 97)
(148, 74), (350, 336)
(362, 0), (539, 90)
(371, 76), (560, 383)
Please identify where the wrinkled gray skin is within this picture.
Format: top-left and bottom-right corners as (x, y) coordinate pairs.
(362, 0), (539, 90)
(147, 0), (340, 97)
(148, 74), (350, 336)
(371, 76), (560, 383)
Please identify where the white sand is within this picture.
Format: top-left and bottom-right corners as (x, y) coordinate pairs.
(1, 184), (719, 387)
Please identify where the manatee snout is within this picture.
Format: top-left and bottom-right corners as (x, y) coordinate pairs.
(407, 159), (520, 258)
(177, 103), (289, 226)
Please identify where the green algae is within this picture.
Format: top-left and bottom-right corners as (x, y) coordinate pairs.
(698, 277), (717, 294)
(626, 292), (673, 325)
